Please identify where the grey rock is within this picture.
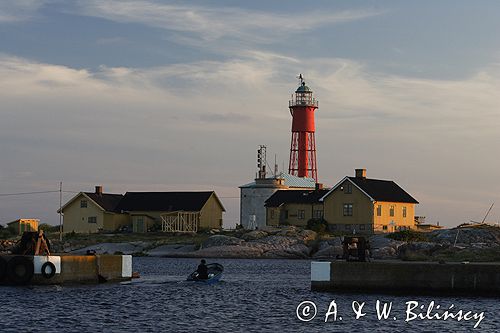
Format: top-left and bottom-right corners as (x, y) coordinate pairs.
(277, 226), (300, 237)
(430, 227), (500, 246)
(263, 243), (311, 258)
(147, 244), (197, 257)
(195, 245), (264, 258)
(317, 240), (332, 251)
(241, 230), (269, 241)
(298, 229), (317, 242)
(372, 246), (397, 259)
(254, 235), (299, 247)
(369, 234), (404, 249)
(71, 242), (145, 255)
(397, 242), (445, 259)
(313, 245), (343, 258)
(202, 235), (245, 248)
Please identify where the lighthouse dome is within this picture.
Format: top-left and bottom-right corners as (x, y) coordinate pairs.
(296, 82), (312, 93)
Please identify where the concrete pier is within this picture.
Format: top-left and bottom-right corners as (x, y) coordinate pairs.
(311, 260), (500, 296)
(1, 254), (133, 285)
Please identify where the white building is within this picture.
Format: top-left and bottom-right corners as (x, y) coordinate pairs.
(239, 172), (315, 229)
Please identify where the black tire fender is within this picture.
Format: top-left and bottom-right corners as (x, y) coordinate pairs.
(0, 257), (6, 280)
(6, 256), (34, 285)
(41, 261), (56, 279)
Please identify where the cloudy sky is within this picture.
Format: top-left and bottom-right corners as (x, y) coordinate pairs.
(1, 0), (499, 228)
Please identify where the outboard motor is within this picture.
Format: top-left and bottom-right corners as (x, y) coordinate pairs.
(342, 236), (369, 262)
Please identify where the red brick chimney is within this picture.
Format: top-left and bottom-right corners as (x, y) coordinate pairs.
(95, 185), (103, 195)
(355, 169), (366, 179)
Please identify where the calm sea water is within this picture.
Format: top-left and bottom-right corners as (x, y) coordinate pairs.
(0, 257), (498, 332)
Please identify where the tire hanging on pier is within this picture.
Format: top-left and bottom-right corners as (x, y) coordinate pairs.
(41, 261), (56, 279)
(6, 256), (34, 285)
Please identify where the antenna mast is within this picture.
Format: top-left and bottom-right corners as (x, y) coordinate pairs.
(257, 145), (267, 179)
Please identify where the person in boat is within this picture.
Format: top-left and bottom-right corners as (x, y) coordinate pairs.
(196, 259), (209, 280)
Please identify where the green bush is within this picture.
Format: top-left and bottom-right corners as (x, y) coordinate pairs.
(0, 227), (16, 239)
(38, 223), (59, 232)
(387, 229), (429, 242)
(307, 218), (328, 233)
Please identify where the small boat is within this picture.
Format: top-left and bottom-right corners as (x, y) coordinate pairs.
(187, 263), (224, 284)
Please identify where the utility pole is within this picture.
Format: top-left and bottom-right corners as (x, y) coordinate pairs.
(59, 181), (63, 241)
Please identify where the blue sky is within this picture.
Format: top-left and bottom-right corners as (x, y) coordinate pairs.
(1, 0), (499, 227)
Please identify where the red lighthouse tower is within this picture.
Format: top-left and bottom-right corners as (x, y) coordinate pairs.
(288, 75), (319, 182)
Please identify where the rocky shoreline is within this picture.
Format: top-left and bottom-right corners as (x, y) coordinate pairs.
(2, 225), (499, 262)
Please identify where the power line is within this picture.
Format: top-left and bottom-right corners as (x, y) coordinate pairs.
(0, 190), (60, 197)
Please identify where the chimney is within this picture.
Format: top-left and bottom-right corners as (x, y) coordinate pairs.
(355, 169), (366, 179)
(315, 183), (323, 190)
(95, 185), (103, 195)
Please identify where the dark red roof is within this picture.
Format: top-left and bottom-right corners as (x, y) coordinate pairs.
(348, 177), (418, 204)
(84, 193), (123, 212)
(115, 191), (219, 212)
(265, 189), (329, 207)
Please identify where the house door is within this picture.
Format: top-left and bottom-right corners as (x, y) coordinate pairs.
(137, 217), (145, 233)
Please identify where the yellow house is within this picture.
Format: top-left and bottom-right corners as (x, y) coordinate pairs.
(59, 186), (128, 233)
(265, 189), (329, 227)
(321, 169), (419, 234)
(60, 186), (225, 233)
(7, 219), (39, 235)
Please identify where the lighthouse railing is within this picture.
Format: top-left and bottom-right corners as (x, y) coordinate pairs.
(289, 95), (318, 107)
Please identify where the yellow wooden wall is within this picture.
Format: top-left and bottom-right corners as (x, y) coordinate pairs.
(323, 180), (374, 226)
(266, 203), (323, 227)
(199, 193), (224, 229)
(63, 194), (105, 233)
(373, 201), (415, 232)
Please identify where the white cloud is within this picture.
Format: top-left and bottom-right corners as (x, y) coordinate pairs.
(76, 0), (384, 43)
(0, 0), (50, 22)
(1, 53), (500, 226)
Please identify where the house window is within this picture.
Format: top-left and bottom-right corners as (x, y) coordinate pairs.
(81, 200), (87, 208)
(284, 210), (289, 219)
(377, 205), (382, 216)
(313, 210), (323, 219)
(88, 216), (97, 224)
(403, 206), (407, 218)
(270, 210), (275, 219)
(390, 205), (395, 217)
(359, 224), (365, 230)
(382, 225), (388, 231)
(344, 183), (352, 194)
(345, 225), (351, 230)
(343, 203), (353, 216)
(298, 210), (305, 219)
(331, 224), (337, 230)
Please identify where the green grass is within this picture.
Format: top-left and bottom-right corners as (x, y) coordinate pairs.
(386, 230), (430, 242)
